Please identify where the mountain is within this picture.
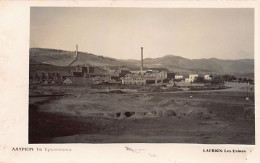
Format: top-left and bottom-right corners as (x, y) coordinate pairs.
(141, 55), (254, 74)
(29, 48), (254, 74)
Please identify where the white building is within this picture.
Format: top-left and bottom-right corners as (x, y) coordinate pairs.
(185, 74), (198, 83)
(175, 75), (183, 79)
(204, 75), (212, 80)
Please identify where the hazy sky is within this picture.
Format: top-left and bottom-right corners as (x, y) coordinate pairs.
(30, 7), (254, 60)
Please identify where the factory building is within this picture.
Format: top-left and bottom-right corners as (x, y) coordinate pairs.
(121, 47), (175, 85)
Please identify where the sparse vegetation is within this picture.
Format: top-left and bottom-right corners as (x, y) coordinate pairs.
(29, 48), (254, 74)
(210, 75), (225, 85)
(193, 76), (207, 83)
(29, 82), (255, 144)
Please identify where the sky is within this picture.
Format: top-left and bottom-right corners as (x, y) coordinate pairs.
(30, 7), (254, 60)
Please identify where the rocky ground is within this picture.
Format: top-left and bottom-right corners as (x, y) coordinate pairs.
(29, 83), (255, 144)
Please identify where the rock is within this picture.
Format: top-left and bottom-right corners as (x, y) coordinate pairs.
(165, 110), (176, 117)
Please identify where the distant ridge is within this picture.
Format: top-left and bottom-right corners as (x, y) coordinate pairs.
(29, 48), (254, 74)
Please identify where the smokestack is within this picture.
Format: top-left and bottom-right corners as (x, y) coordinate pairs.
(75, 44), (78, 59)
(141, 47), (143, 72)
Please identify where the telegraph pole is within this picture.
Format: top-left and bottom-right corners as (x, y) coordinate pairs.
(109, 75), (111, 91)
(141, 47), (143, 73)
(246, 82), (249, 101)
(190, 81), (193, 98)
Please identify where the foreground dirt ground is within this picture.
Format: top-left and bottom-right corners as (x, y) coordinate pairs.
(29, 84), (255, 144)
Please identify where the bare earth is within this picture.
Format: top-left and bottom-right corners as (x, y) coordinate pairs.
(29, 83), (255, 144)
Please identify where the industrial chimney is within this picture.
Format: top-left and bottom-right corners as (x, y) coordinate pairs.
(75, 44), (78, 59)
(141, 47), (143, 73)
(68, 44), (79, 66)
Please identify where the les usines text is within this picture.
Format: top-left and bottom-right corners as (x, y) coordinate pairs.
(203, 149), (246, 153)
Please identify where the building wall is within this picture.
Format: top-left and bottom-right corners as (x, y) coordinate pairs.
(122, 78), (134, 85)
(122, 71), (171, 85)
(175, 75), (183, 79)
(82, 67), (88, 73)
(185, 78), (193, 83)
(204, 75), (212, 80)
(134, 78), (146, 85)
(189, 74), (198, 80)
(73, 71), (83, 77)
(89, 67), (95, 73)
(146, 79), (156, 84)
(166, 73), (175, 79)
(157, 71), (167, 79)
(122, 78), (146, 85)
(185, 74), (198, 82)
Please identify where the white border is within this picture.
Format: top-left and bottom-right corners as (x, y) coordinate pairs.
(0, 1), (259, 163)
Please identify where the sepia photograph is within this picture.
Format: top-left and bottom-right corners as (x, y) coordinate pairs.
(29, 7), (255, 144)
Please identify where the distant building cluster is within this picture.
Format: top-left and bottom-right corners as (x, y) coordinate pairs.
(29, 46), (212, 86)
(121, 71), (175, 85)
(30, 65), (133, 85)
(30, 65), (213, 86)
(30, 65), (97, 85)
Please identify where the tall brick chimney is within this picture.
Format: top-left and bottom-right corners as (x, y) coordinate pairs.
(75, 44), (78, 59)
(141, 47), (143, 72)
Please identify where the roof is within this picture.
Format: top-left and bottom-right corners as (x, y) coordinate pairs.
(63, 76), (93, 84)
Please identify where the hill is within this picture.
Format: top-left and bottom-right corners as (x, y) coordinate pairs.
(30, 48), (137, 70)
(29, 48), (254, 74)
